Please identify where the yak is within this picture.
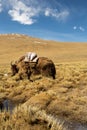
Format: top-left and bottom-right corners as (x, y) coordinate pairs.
(11, 56), (56, 81)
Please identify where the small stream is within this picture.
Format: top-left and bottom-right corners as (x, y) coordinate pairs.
(0, 99), (87, 130)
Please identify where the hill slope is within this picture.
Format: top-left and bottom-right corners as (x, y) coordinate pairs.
(0, 34), (87, 64)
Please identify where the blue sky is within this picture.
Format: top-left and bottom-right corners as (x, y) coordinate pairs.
(0, 0), (87, 42)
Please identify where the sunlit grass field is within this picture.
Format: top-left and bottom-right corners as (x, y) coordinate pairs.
(0, 34), (87, 129)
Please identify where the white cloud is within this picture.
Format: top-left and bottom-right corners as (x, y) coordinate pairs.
(79, 26), (85, 32)
(45, 8), (51, 16)
(8, 1), (41, 25)
(0, 3), (2, 12)
(73, 26), (85, 32)
(0, 0), (70, 25)
(45, 8), (69, 21)
(73, 26), (77, 30)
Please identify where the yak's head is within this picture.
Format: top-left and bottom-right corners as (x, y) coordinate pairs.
(10, 61), (19, 76)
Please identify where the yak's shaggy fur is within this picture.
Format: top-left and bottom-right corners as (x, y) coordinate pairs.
(11, 57), (56, 80)
(35, 57), (56, 79)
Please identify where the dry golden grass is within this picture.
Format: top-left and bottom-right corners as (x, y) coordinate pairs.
(0, 105), (66, 130)
(0, 34), (87, 64)
(1, 60), (87, 128)
(1, 34), (87, 129)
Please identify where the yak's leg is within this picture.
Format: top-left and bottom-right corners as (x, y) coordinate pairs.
(18, 72), (23, 80)
(28, 72), (33, 82)
(27, 69), (33, 82)
(52, 74), (55, 79)
(11, 65), (18, 76)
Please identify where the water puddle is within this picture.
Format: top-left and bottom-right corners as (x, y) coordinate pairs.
(0, 99), (17, 113)
(65, 121), (87, 130)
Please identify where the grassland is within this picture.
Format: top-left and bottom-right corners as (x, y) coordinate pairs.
(0, 34), (87, 129)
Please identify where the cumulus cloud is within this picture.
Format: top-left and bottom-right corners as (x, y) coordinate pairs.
(8, 1), (41, 25)
(0, 0), (70, 25)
